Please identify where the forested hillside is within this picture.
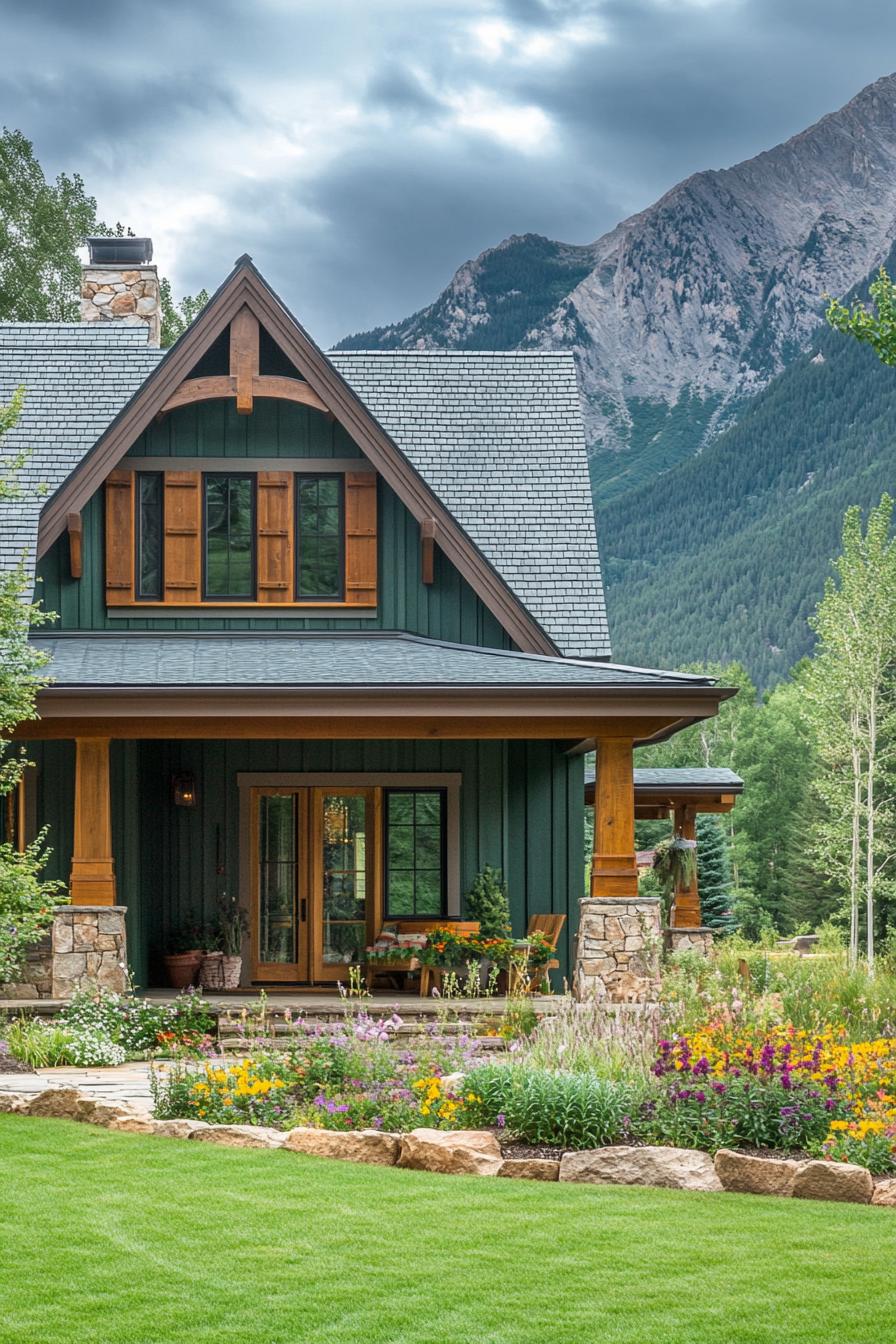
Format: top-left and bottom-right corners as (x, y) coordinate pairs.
(602, 306), (896, 685)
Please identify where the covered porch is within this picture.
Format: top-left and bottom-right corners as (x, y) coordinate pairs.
(17, 632), (733, 999)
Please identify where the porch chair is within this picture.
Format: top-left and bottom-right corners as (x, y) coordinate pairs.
(509, 912), (566, 994)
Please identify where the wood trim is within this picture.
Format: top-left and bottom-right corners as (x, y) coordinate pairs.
(670, 804), (701, 927)
(66, 513), (83, 580)
(253, 376), (330, 415)
(344, 471), (377, 606)
(104, 471), (134, 605)
(310, 786), (377, 982)
(248, 787), (310, 982)
(256, 471), (294, 603)
(36, 261), (558, 655)
(163, 471), (201, 603)
(231, 306), (259, 414)
(69, 737), (116, 905)
(591, 737), (638, 899)
(421, 517), (436, 585)
(157, 374), (331, 417)
(159, 375), (236, 414)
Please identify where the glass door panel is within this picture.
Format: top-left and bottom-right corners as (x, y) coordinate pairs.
(313, 789), (375, 981)
(251, 790), (308, 981)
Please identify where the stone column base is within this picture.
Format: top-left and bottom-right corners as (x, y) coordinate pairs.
(664, 927), (715, 957)
(574, 897), (661, 1003)
(0, 933), (53, 1000)
(52, 906), (128, 999)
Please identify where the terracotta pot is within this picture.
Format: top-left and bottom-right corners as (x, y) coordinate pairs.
(164, 951), (203, 989)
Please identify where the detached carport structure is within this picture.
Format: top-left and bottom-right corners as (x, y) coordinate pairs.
(585, 765), (743, 930)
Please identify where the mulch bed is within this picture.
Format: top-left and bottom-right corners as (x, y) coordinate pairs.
(499, 1138), (566, 1161)
(0, 1047), (35, 1075)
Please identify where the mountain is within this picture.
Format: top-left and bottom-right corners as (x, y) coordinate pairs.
(337, 73), (896, 505)
(601, 264), (896, 687)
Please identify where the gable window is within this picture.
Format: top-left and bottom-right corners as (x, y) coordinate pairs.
(296, 474), (344, 600)
(384, 788), (446, 917)
(203, 473), (256, 599)
(135, 472), (163, 600)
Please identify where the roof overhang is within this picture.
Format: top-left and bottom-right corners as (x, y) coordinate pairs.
(18, 682), (734, 745)
(35, 257), (559, 657)
(585, 771), (744, 812)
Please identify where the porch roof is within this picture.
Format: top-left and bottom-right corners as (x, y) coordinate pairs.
(32, 631), (717, 690)
(22, 632), (735, 745)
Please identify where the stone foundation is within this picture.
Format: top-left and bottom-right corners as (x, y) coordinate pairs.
(81, 265), (160, 344)
(52, 906), (128, 999)
(0, 933), (53, 999)
(664, 927), (715, 957)
(574, 897), (662, 1002)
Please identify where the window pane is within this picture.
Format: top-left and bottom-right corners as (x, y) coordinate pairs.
(385, 789), (446, 918)
(136, 473), (162, 599)
(297, 475), (343, 599)
(205, 475), (254, 598)
(259, 794), (297, 964)
(321, 793), (367, 966)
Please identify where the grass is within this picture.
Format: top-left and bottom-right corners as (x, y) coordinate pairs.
(1, 1117), (894, 1344)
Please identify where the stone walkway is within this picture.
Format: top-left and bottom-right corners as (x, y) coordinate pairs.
(0, 1062), (153, 1112)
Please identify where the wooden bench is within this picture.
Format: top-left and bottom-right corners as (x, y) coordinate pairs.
(364, 920), (481, 994)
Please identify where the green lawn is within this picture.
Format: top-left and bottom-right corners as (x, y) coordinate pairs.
(1, 1116), (893, 1344)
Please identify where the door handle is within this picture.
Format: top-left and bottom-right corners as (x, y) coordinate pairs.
(300, 898), (307, 923)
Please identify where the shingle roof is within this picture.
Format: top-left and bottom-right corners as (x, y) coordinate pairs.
(0, 323), (163, 576)
(0, 326), (608, 657)
(331, 351), (608, 658)
(33, 632), (708, 689)
(584, 764), (744, 792)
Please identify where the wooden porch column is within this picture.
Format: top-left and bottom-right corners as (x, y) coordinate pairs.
(69, 737), (116, 906)
(670, 804), (700, 927)
(590, 737), (639, 898)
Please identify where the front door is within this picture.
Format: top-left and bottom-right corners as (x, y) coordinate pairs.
(249, 786), (376, 984)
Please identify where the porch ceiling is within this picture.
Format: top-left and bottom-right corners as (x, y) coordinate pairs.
(21, 632), (735, 745)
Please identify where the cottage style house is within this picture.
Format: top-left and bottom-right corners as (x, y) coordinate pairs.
(0, 241), (731, 998)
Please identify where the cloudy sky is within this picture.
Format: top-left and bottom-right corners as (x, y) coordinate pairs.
(3, 0), (896, 344)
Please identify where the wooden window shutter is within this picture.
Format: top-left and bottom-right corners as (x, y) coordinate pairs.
(163, 471), (201, 603)
(257, 471), (293, 603)
(105, 469), (134, 605)
(344, 471), (377, 606)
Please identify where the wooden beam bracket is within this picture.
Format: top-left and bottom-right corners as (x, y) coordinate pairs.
(421, 517), (436, 585)
(66, 512), (83, 579)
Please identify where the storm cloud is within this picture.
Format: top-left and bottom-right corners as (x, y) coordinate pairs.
(2, 0), (895, 344)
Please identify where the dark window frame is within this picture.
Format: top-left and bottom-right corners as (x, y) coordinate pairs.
(135, 470), (164, 601)
(202, 472), (257, 601)
(383, 787), (448, 920)
(295, 473), (345, 602)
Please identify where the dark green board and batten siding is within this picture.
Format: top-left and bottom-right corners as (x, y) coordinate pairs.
(28, 739), (584, 987)
(34, 399), (513, 649)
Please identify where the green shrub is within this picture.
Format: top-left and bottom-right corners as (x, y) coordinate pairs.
(464, 1063), (643, 1148)
(464, 866), (512, 940)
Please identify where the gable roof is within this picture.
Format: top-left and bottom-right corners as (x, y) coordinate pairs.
(0, 259), (609, 658)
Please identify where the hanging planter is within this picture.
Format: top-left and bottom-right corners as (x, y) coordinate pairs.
(653, 835), (698, 890)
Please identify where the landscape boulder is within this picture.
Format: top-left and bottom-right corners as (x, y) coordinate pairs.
(871, 1178), (896, 1207)
(398, 1128), (503, 1176)
(498, 1158), (560, 1181)
(791, 1160), (873, 1204)
(190, 1124), (287, 1149)
(75, 1098), (147, 1128)
(108, 1114), (156, 1135)
(25, 1087), (84, 1120)
(150, 1118), (211, 1139)
(0, 1092), (28, 1114)
(714, 1149), (800, 1197)
(284, 1127), (400, 1165)
(559, 1145), (723, 1192)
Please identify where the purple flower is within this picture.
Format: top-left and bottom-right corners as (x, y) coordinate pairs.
(692, 1056), (710, 1077)
(496, 1113), (506, 1129)
(711, 1082), (727, 1095)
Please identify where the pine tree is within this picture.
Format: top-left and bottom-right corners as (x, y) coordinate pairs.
(697, 815), (735, 931)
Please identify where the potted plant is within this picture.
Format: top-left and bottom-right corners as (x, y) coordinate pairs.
(163, 924), (205, 989)
(203, 891), (248, 991)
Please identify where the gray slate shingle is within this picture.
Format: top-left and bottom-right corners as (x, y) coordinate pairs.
(33, 632), (709, 689)
(0, 326), (608, 657)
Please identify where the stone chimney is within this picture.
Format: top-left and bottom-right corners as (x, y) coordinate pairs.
(81, 236), (161, 346)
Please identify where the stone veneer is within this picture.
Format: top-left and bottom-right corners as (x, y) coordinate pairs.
(664, 927), (715, 957)
(574, 896), (662, 1002)
(0, 933), (53, 1000)
(52, 906), (128, 999)
(80, 265), (160, 345)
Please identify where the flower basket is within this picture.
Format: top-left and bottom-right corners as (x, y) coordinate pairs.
(220, 955), (242, 990)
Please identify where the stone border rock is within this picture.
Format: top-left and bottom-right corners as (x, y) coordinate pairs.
(0, 1087), (887, 1205)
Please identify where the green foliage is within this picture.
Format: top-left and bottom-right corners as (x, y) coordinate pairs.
(0, 128), (100, 321)
(463, 864), (512, 939)
(826, 266), (896, 366)
(464, 1062), (642, 1149)
(160, 277), (210, 348)
(696, 815), (734, 931)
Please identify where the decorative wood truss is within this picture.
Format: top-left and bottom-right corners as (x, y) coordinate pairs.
(159, 307), (331, 419)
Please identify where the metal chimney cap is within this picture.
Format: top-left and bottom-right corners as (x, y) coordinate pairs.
(85, 236), (154, 265)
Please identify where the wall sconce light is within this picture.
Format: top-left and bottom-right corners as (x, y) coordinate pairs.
(172, 772), (197, 808)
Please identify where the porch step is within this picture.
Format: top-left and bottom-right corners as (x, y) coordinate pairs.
(217, 1032), (509, 1053)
